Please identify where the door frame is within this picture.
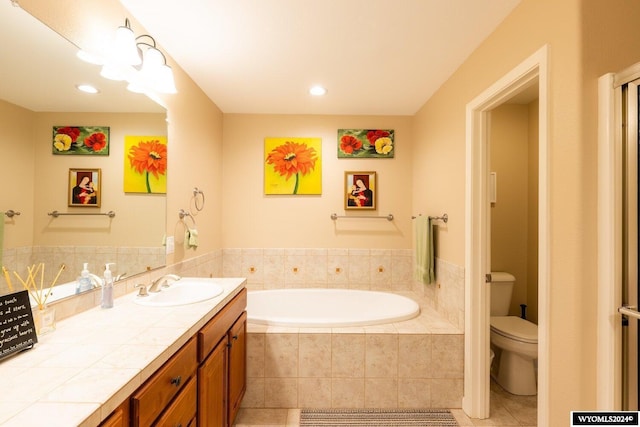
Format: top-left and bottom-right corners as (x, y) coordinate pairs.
(596, 65), (640, 408)
(463, 45), (549, 424)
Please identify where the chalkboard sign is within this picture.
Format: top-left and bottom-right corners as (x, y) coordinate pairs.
(0, 290), (37, 362)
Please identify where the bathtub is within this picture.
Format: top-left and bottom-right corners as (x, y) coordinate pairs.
(247, 288), (420, 327)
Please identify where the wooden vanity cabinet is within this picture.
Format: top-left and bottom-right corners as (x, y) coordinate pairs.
(131, 337), (198, 427)
(198, 288), (247, 427)
(99, 287), (247, 427)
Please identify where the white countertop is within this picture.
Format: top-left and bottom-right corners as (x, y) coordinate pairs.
(0, 277), (246, 427)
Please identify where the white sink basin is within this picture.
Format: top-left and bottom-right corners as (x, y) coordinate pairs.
(134, 278), (225, 307)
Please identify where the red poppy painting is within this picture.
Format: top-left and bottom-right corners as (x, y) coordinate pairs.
(337, 129), (394, 158)
(52, 126), (110, 155)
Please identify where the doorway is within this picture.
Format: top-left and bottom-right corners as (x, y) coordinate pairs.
(463, 45), (549, 425)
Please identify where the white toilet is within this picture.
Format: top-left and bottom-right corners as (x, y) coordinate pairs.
(490, 271), (538, 395)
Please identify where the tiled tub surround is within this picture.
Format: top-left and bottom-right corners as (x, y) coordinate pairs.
(243, 292), (463, 410)
(223, 248), (465, 331)
(0, 277), (246, 426)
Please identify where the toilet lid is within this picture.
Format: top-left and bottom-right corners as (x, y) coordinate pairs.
(490, 316), (538, 343)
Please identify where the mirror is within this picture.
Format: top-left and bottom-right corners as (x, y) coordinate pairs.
(0, 2), (167, 301)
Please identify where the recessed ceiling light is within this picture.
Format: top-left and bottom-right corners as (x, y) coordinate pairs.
(309, 85), (327, 96)
(76, 84), (100, 94)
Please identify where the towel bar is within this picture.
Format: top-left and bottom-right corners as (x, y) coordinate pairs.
(331, 213), (394, 221)
(4, 210), (20, 218)
(412, 213), (448, 223)
(48, 210), (115, 218)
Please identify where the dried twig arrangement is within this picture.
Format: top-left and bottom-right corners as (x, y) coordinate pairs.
(7, 263), (66, 310)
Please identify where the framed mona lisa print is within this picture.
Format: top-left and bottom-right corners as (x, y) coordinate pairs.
(344, 171), (376, 210)
(68, 168), (101, 207)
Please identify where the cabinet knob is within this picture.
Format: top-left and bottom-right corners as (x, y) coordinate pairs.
(170, 376), (182, 387)
(232, 335), (238, 340)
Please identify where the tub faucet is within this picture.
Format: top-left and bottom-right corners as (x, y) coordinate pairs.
(88, 273), (103, 288)
(148, 274), (181, 292)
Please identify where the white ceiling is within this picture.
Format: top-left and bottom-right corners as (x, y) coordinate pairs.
(0, 0), (164, 113)
(119, 0), (522, 115)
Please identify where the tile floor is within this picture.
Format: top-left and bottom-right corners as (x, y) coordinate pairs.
(233, 380), (537, 426)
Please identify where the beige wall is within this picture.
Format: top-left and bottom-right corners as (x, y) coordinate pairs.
(0, 100), (36, 249)
(489, 104), (531, 318)
(32, 111), (166, 247)
(527, 100), (539, 325)
(1, 101), (165, 260)
(222, 114), (413, 249)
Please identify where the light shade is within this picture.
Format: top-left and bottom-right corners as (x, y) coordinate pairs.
(127, 45), (177, 94)
(112, 23), (141, 66)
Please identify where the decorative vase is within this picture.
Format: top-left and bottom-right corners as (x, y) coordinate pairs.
(34, 305), (56, 335)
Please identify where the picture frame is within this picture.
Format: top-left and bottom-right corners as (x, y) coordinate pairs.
(68, 168), (101, 207)
(344, 171), (376, 210)
(52, 126), (110, 155)
(337, 129), (394, 158)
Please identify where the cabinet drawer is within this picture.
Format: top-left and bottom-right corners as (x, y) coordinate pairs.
(132, 337), (197, 427)
(198, 288), (247, 362)
(152, 375), (197, 427)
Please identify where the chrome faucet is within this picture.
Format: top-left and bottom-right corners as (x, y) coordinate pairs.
(148, 274), (181, 292)
(88, 273), (103, 288)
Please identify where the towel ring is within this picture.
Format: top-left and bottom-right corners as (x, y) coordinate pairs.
(193, 187), (205, 212)
(178, 209), (197, 226)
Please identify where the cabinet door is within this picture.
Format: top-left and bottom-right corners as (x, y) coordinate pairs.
(152, 375), (197, 427)
(227, 311), (247, 426)
(99, 399), (129, 427)
(198, 337), (228, 427)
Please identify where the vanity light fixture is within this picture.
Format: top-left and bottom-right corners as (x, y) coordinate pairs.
(126, 35), (177, 94)
(309, 85), (327, 96)
(84, 19), (177, 94)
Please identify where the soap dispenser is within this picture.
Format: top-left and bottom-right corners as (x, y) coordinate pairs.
(76, 263), (92, 294)
(101, 263), (115, 309)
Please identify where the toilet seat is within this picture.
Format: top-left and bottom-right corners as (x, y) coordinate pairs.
(490, 316), (538, 344)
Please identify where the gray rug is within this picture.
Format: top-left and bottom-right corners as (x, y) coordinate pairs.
(299, 408), (459, 426)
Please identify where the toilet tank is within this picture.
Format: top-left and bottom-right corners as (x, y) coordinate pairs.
(490, 271), (515, 316)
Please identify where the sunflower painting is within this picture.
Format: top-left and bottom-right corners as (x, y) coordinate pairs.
(52, 126), (110, 155)
(337, 129), (394, 158)
(264, 137), (322, 195)
(124, 136), (167, 194)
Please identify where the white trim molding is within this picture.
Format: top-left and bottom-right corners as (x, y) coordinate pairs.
(596, 72), (624, 409)
(464, 45), (549, 425)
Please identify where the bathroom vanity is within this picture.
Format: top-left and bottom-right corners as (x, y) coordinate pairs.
(0, 278), (246, 427)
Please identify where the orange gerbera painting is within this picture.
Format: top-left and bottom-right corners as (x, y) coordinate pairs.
(264, 137), (322, 195)
(124, 136), (167, 193)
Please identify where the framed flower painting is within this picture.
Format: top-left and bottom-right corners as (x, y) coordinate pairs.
(124, 136), (167, 194)
(337, 129), (394, 158)
(264, 137), (322, 195)
(52, 126), (110, 155)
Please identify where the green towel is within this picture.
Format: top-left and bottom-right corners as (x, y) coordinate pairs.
(414, 216), (435, 284)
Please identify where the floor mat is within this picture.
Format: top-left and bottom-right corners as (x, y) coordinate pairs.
(299, 408), (459, 426)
